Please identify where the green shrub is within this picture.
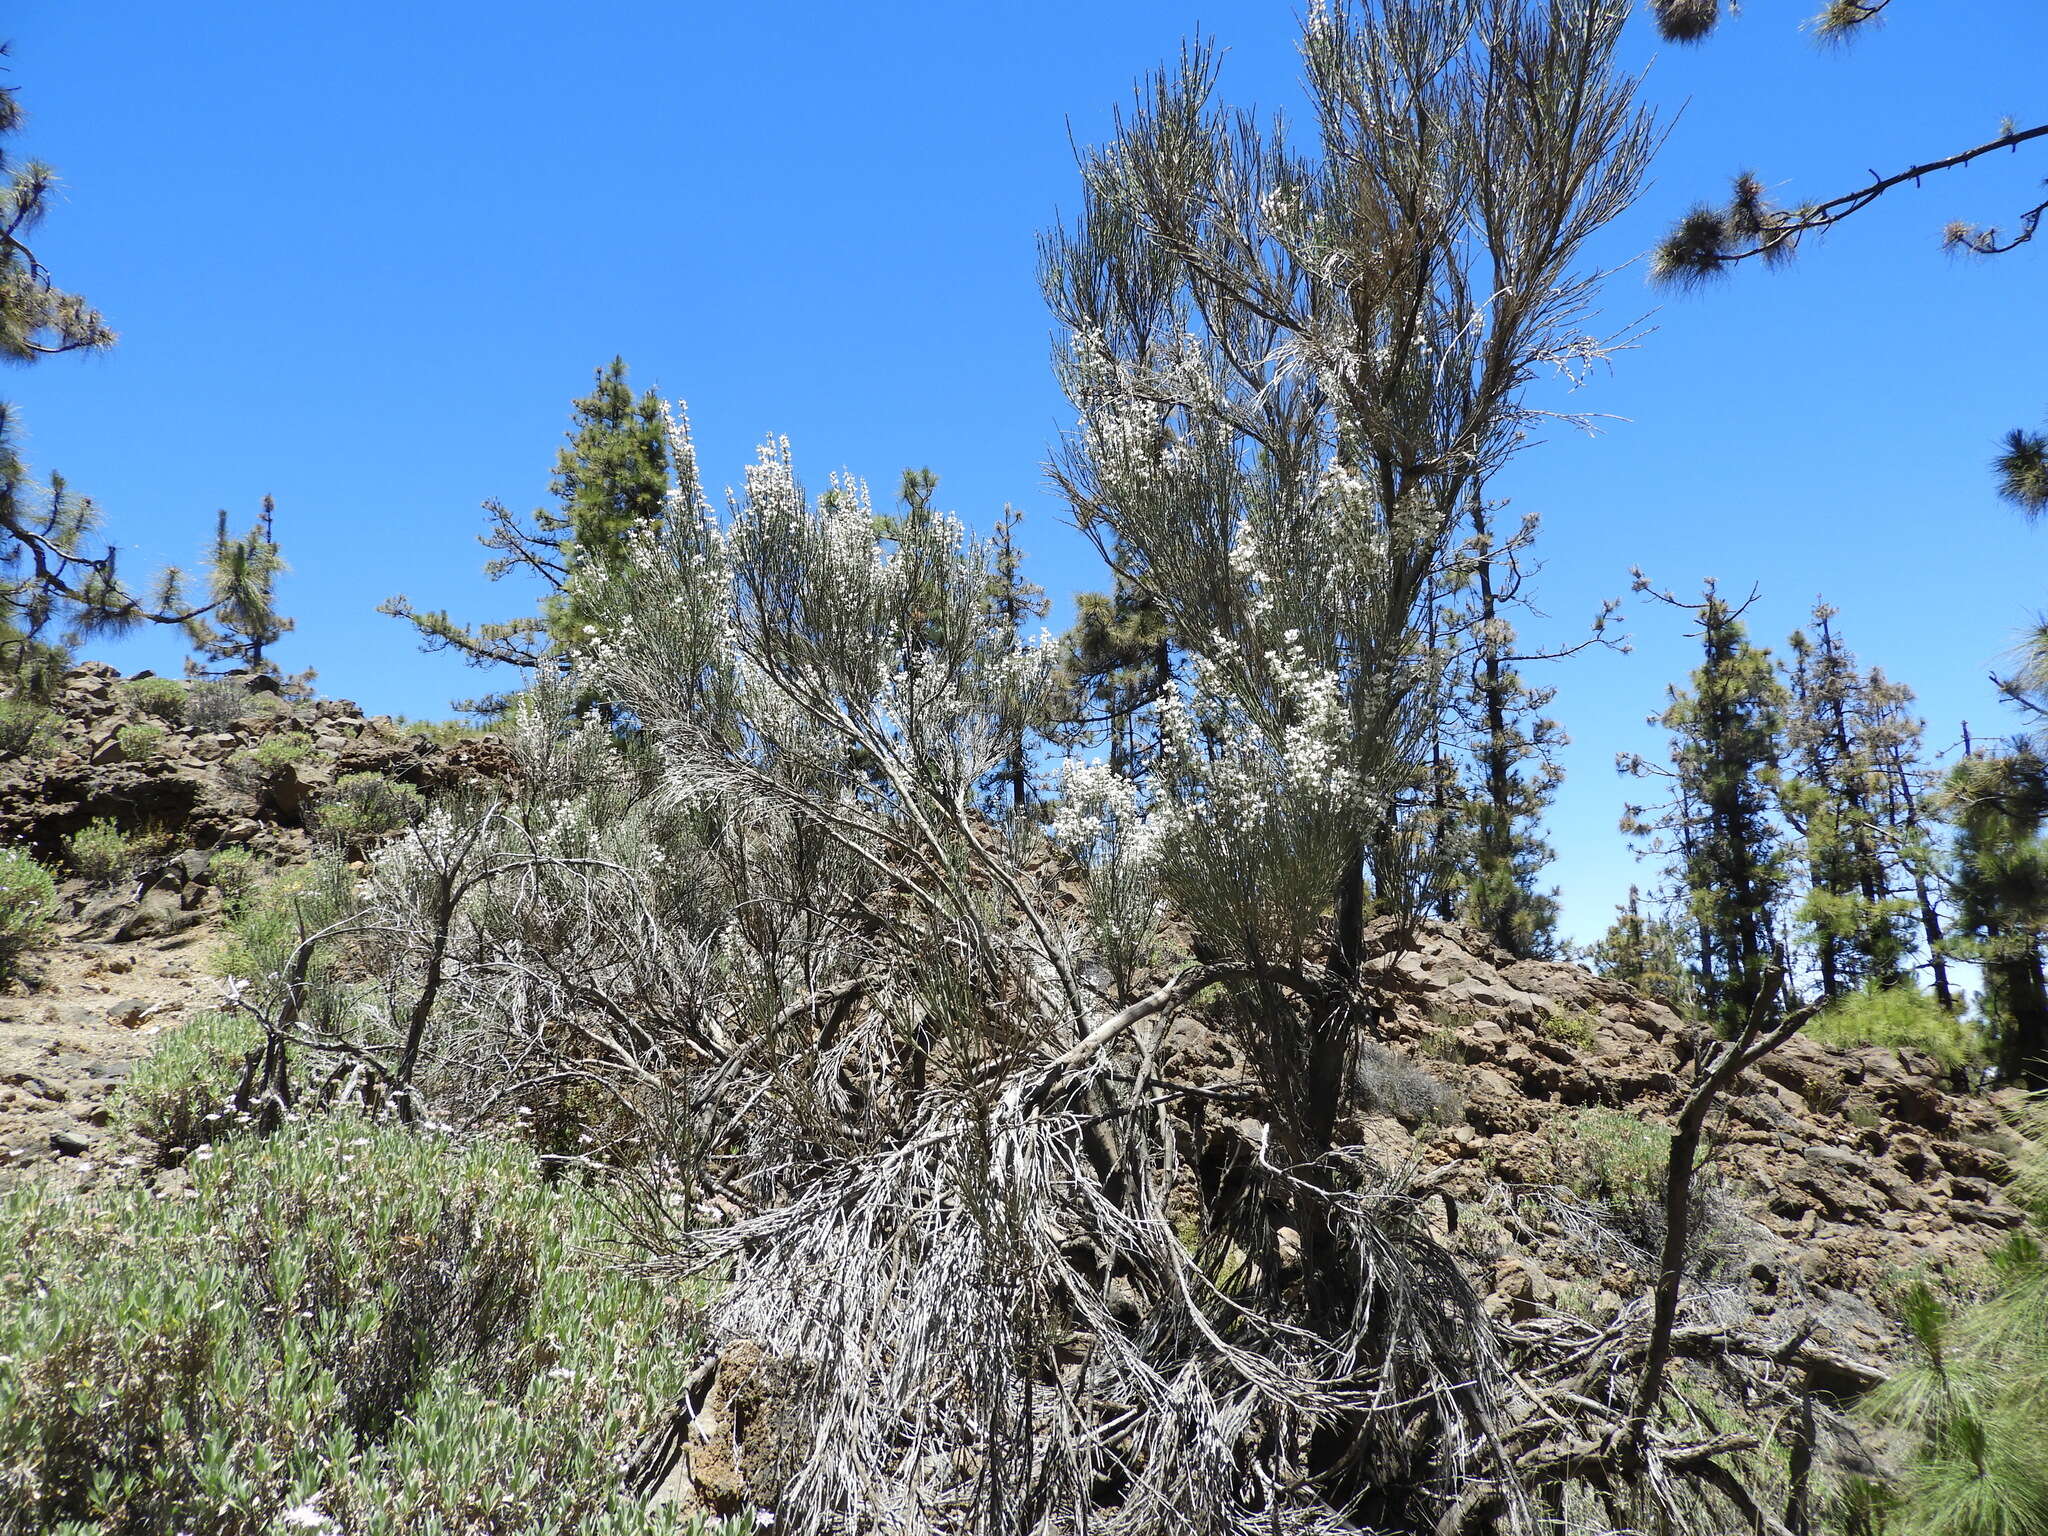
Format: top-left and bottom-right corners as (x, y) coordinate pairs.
(113, 721), (165, 759)
(314, 772), (426, 848)
(0, 697), (59, 757)
(244, 730), (315, 773)
(0, 848), (55, 984)
(226, 731), (320, 792)
(1539, 1010), (1599, 1051)
(111, 1008), (261, 1160)
(388, 712), (506, 746)
(64, 818), (129, 883)
(211, 860), (365, 1042)
(207, 845), (263, 912)
(1808, 981), (1983, 1074)
(0, 1115), (709, 1535)
(117, 676), (187, 723)
(1549, 1108), (1671, 1203)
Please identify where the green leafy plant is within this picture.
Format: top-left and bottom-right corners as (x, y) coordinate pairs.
(207, 845), (263, 912)
(113, 721), (164, 759)
(64, 817), (129, 883)
(117, 675), (187, 722)
(1540, 1009), (1599, 1051)
(226, 730), (320, 791)
(1550, 1108), (1671, 1203)
(111, 1008), (261, 1160)
(1808, 981), (1984, 1075)
(0, 697), (58, 757)
(0, 847), (54, 983)
(0, 1114), (710, 1535)
(314, 772), (426, 848)
(388, 712), (506, 747)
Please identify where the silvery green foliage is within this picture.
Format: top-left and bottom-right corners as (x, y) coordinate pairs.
(324, 401), (1781, 1536)
(537, 418), (1529, 1536)
(1045, 0), (1656, 959)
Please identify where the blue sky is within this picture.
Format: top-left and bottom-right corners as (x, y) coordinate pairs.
(10, 1), (2045, 944)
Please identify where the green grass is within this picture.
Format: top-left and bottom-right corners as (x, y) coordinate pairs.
(1808, 981), (1984, 1074)
(0, 1114), (719, 1535)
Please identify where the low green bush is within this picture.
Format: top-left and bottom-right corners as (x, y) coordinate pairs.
(113, 721), (165, 759)
(1549, 1108), (1670, 1203)
(207, 845), (263, 912)
(1539, 1009), (1599, 1051)
(64, 818), (129, 883)
(314, 772), (426, 848)
(110, 1009), (262, 1160)
(0, 1115), (714, 1535)
(226, 732), (321, 794)
(388, 712), (506, 746)
(1808, 981), (1983, 1074)
(0, 697), (59, 757)
(117, 676), (187, 723)
(242, 730), (315, 773)
(1545, 1108), (1740, 1275)
(0, 847), (55, 984)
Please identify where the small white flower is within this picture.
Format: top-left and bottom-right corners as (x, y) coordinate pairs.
(280, 1503), (332, 1530)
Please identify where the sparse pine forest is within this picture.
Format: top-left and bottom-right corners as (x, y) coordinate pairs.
(1, 3), (2046, 1535)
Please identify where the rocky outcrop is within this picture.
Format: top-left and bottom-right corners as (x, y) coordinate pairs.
(1152, 920), (2024, 1369)
(1, 662), (517, 862)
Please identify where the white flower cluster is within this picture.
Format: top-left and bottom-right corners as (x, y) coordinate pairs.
(1156, 638), (1362, 839)
(1048, 759), (1161, 874)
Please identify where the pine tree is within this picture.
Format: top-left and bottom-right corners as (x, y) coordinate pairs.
(986, 505), (1049, 816)
(382, 357), (669, 706)
(187, 497), (294, 676)
(1945, 745), (2048, 1086)
(1777, 603), (1921, 1000)
(1588, 885), (1698, 1015)
(1056, 579), (1168, 784)
(1995, 416), (2048, 517)
(1451, 497), (1567, 958)
(1647, 6), (2046, 280)
(1865, 666), (1958, 1011)
(1623, 584), (1789, 1034)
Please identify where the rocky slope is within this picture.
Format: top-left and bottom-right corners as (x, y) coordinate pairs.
(1, 664), (2029, 1438)
(1156, 920), (2024, 1366)
(0, 663), (511, 1188)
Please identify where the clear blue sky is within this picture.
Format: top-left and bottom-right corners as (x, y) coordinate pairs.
(11, 1), (2045, 944)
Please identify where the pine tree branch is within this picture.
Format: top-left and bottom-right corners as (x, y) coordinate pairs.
(0, 505), (226, 629)
(1657, 123), (2048, 282)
